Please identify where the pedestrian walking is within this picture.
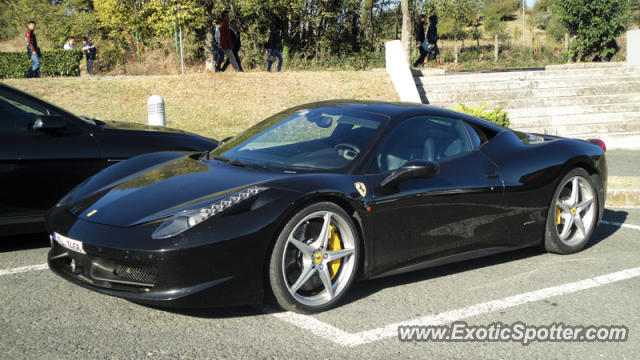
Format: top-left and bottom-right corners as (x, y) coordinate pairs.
(63, 37), (76, 50)
(266, 24), (283, 72)
(213, 22), (225, 72)
(425, 15), (441, 69)
(413, 14), (428, 68)
(218, 11), (241, 72)
(222, 20), (243, 72)
(82, 37), (97, 75)
(25, 20), (41, 78)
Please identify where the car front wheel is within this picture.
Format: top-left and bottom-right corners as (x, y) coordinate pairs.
(268, 202), (359, 313)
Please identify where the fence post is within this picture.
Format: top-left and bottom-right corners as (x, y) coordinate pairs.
(494, 34), (499, 63)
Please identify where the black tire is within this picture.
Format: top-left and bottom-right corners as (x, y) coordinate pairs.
(268, 202), (360, 314)
(544, 168), (599, 254)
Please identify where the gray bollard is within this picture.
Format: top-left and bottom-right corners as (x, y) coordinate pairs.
(147, 95), (166, 127)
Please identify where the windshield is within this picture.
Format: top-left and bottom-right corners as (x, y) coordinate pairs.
(210, 105), (389, 172)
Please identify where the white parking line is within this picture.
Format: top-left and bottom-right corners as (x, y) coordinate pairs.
(270, 266), (640, 347)
(601, 220), (640, 231)
(0, 263), (48, 276)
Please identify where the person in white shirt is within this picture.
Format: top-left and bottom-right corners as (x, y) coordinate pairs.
(213, 23), (225, 72)
(63, 37), (76, 50)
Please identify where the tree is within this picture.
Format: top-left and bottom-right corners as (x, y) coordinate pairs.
(554, 0), (628, 60)
(95, 0), (155, 63)
(401, 0), (411, 60)
(146, 1), (204, 37)
(484, 0), (519, 35)
(435, 0), (476, 62)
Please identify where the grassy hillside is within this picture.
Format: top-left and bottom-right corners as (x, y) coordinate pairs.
(3, 71), (397, 139)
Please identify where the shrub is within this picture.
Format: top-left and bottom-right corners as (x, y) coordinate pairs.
(453, 103), (510, 128)
(0, 50), (83, 78)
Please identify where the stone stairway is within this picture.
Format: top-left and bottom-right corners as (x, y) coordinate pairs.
(413, 63), (640, 147)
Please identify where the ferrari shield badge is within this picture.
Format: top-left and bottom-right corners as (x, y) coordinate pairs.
(354, 182), (367, 197)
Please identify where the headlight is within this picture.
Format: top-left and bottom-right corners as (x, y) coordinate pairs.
(151, 186), (267, 239)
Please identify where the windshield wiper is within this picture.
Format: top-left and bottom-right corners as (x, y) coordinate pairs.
(212, 155), (248, 168)
(211, 155), (274, 171)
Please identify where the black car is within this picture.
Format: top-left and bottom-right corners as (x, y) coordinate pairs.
(0, 83), (218, 235)
(47, 100), (607, 313)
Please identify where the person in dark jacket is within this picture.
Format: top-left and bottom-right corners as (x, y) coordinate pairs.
(82, 37), (97, 75)
(425, 15), (441, 68)
(267, 24), (283, 72)
(25, 20), (41, 78)
(413, 14), (428, 68)
(222, 20), (243, 72)
(218, 12), (241, 72)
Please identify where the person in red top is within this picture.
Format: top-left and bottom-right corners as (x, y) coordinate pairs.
(25, 20), (41, 78)
(218, 11), (241, 72)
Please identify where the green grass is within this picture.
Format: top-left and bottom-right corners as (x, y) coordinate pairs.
(3, 70), (397, 140)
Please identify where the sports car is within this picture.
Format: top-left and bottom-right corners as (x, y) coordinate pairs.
(0, 83), (218, 236)
(47, 100), (607, 313)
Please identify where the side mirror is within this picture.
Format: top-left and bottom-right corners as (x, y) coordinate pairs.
(32, 115), (67, 132)
(381, 160), (439, 188)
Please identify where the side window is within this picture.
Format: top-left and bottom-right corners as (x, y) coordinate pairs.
(375, 116), (472, 172)
(0, 89), (47, 132)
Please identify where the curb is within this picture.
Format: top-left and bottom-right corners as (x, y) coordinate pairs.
(607, 188), (640, 207)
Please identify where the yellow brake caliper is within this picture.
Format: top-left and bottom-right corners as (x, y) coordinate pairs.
(328, 225), (342, 280)
(556, 206), (562, 225)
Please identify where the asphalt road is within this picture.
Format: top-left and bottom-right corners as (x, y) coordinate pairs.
(1, 208), (639, 359)
(606, 150), (640, 177)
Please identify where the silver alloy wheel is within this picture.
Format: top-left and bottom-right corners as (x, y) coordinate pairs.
(281, 210), (356, 307)
(554, 175), (596, 246)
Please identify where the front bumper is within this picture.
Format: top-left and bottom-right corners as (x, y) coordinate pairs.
(46, 207), (270, 308)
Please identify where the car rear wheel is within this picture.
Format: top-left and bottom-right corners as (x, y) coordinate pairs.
(545, 168), (599, 254)
(268, 202), (359, 313)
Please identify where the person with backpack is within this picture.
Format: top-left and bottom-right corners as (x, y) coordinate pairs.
(413, 14), (429, 68)
(25, 20), (41, 78)
(267, 24), (283, 72)
(222, 20), (243, 72)
(82, 37), (97, 75)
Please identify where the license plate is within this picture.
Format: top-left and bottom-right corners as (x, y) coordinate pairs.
(53, 232), (86, 254)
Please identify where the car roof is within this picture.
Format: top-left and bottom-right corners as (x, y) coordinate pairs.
(293, 99), (507, 133)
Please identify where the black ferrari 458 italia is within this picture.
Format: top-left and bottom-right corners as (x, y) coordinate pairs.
(0, 83), (217, 236)
(47, 100), (607, 313)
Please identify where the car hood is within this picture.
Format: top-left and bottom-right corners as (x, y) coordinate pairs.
(100, 120), (191, 134)
(68, 156), (284, 227)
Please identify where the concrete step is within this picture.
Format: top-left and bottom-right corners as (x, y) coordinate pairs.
(436, 93), (640, 110)
(510, 112), (640, 129)
(545, 62), (628, 70)
(414, 66), (640, 85)
(515, 121), (640, 137)
(505, 103), (640, 119)
(424, 82), (640, 103)
(418, 75), (640, 93)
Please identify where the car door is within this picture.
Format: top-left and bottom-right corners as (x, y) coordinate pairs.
(367, 115), (505, 276)
(0, 87), (101, 223)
